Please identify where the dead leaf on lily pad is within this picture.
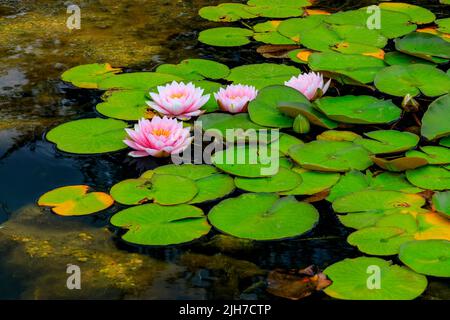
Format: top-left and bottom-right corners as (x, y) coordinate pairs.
(257, 44), (299, 58)
(267, 265), (331, 300)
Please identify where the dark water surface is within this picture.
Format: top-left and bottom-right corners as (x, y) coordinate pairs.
(0, 0), (448, 299)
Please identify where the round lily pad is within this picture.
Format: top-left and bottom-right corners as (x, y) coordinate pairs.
(253, 32), (296, 45)
(46, 118), (128, 154)
(432, 191), (450, 217)
(96, 90), (149, 121)
(248, 85), (309, 128)
(399, 240), (450, 277)
(421, 94), (450, 141)
(38, 185), (114, 216)
(226, 63), (300, 89)
(395, 32), (450, 63)
(208, 193), (319, 240)
(384, 51), (435, 66)
(333, 190), (426, 214)
(371, 156), (428, 172)
(406, 146), (450, 165)
(324, 8), (417, 39)
(327, 171), (422, 202)
(277, 133), (304, 155)
(314, 96), (402, 125)
(348, 226), (414, 256)
(278, 101), (338, 129)
(98, 72), (182, 90)
(198, 113), (265, 140)
(150, 164), (235, 204)
(234, 167), (302, 192)
(406, 165), (450, 191)
(110, 174), (198, 205)
(316, 130), (361, 142)
(288, 141), (373, 172)
(379, 3), (435, 24)
(156, 59), (230, 81)
(436, 18), (450, 33)
(324, 257), (427, 300)
(308, 52), (386, 84)
(199, 3), (256, 22)
(245, 0), (309, 18)
(280, 168), (340, 196)
(374, 64), (450, 97)
(212, 145), (284, 177)
(61, 63), (121, 89)
(353, 130), (419, 154)
(198, 27), (254, 47)
(110, 204), (210, 246)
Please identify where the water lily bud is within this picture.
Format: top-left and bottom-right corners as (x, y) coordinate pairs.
(293, 114), (310, 134)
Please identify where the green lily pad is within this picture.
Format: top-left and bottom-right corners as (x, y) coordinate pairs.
(198, 27), (254, 47)
(379, 3), (435, 24)
(198, 113), (265, 140)
(150, 164), (235, 204)
(353, 130), (419, 154)
(325, 8), (417, 39)
(440, 136), (450, 148)
(61, 63), (121, 89)
(371, 155), (428, 172)
(432, 191), (450, 217)
(278, 101), (338, 129)
(333, 190), (426, 214)
(46, 118), (128, 154)
(110, 204), (210, 246)
(248, 85), (309, 128)
(253, 32), (296, 45)
(327, 171), (422, 202)
(38, 185), (114, 216)
(212, 145), (284, 177)
(436, 18), (450, 33)
(277, 133), (303, 155)
(110, 174), (198, 205)
(97, 72), (182, 90)
(421, 94), (450, 141)
(199, 3), (256, 22)
(155, 59), (230, 81)
(406, 165), (450, 191)
(245, 0), (309, 18)
(316, 130), (361, 142)
(338, 207), (429, 230)
(253, 20), (282, 33)
(288, 141), (373, 172)
(226, 63), (300, 89)
(280, 168), (340, 196)
(324, 257), (427, 300)
(399, 240), (450, 277)
(234, 167), (302, 193)
(96, 90), (149, 121)
(278, 15), (326, 43)
(395, 32), (450, 62)
(308, 52), (386, 84)
(384, 51), (435, 66)
(208, 193), (319, 240)
(406, 146), (450, 165)
(374, 64), (450, 97)
(314, 96), (401, 125)
(348, 226), (414, 256)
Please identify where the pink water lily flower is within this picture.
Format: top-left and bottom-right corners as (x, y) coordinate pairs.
(214, 84), (258, 113)
(284, 72), (331, 100)
(147, 81), (210, 120)
(124, 117), (192, 158)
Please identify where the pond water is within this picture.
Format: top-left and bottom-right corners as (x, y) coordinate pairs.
(0, 0), (449, 299)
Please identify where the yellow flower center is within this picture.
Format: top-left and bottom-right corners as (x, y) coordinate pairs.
(152, 128), (171, 137)
(170, 93), (185, 99)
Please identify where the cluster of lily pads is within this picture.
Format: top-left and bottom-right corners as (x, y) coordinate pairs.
(37, 1), (450, 300)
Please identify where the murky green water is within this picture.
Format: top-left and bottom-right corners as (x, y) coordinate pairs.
(0, 0), (449, 299)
